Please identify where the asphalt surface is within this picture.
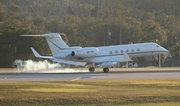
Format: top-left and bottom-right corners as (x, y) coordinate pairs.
(0, 68), (180, 81)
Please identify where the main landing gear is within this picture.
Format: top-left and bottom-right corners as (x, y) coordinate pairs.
(89, 63), (95, 72)
(88, 63), (109, 73)
(103, 67), (109, 73)
(89, 67), (95, 72)
(88, 67), (109, 73)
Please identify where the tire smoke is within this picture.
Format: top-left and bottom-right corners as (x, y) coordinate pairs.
(14, 59), (61, 70)
(13, 59), (88, 73)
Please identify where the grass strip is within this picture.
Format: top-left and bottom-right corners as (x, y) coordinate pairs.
(0, 79), (180, 105)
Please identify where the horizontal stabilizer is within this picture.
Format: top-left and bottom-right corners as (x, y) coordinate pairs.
(21, 33), (60, 38)
(20, 35), (41, 37)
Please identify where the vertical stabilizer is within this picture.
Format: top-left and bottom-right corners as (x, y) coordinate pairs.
(41, 33), (69, 56)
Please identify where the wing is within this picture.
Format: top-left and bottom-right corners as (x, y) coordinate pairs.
(97, 61), (118, 67)
(31, 47), (52, 59)
(97, 52), (132, 67)
(52, 58), (86, 66)
(31, 47), (86, 66)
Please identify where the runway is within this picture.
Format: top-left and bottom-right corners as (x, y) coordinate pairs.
(0, 68), (180, 81)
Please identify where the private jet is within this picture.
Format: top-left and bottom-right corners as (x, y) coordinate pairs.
(22, 33), (169, 73)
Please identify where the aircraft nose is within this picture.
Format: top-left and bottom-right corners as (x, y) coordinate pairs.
(159, 45), (168, 52)
(164, 50), (171, 58)
(163, 48), (168, 52)
(160, 46), (171, 58)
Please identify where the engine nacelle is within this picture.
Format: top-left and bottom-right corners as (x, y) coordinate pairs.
(71, 47), (99, 58)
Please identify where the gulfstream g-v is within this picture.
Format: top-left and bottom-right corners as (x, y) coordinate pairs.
(22, 33), (169, 73)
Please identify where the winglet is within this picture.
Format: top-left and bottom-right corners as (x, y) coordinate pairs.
(31, 47), (41, 58)
(30, 47), (53, 59)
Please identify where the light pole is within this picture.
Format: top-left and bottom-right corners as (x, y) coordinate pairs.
(158, 55), (161, 68)
(108, 31), (111, 45)
(107, 24), (111, 45)
(155, 40), (161, 67)
(179, 45), (180, 66)
(157, 41), (161, 67)
(179, 47), (180, 66)
(175, 37), (180, 66)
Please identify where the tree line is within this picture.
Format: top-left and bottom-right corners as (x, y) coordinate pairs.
(0, 0), (179, 67)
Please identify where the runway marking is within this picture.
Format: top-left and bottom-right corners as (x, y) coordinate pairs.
(70, 77), (82, 81)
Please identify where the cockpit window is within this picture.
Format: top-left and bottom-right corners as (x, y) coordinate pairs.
(156, 45), (159, 47)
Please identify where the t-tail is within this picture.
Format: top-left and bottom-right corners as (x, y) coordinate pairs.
(21, 33), (69, 56)
(42, 33), (69, 56)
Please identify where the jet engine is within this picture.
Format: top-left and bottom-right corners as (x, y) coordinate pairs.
(71, 47), (99, 58)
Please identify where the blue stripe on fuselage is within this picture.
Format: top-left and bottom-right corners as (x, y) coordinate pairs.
(92, 51), (165, 58)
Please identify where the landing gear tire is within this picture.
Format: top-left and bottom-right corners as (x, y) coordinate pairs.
(103, 67), (109, 73)
(156, 61), (159, 65)
(89, 67), (95, 72)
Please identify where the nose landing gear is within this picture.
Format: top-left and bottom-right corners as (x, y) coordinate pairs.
(89, 63), (95, 72)
(103, 67), (109, 73)
(89, 67), (95, 72)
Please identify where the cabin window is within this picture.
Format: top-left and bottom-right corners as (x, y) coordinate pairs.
(132, 49), (134, 52)
(126, 50), (129, 52)
(121, 50), (123, 53)
(137, 49), (140, 52)
(115, 50), (118, 54)
(110, 51), (113, 54)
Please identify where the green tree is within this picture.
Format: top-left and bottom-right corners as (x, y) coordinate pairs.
(141, 20), (167, 44)
(0, 12), (47, 67)
(60, 15), (81, 46)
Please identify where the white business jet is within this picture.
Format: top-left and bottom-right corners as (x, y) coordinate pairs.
(22, 33), (169, 73)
